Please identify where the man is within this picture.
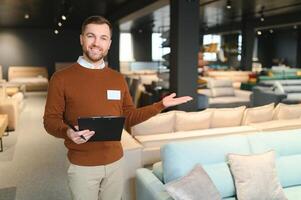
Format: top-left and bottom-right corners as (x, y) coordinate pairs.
(43, 16), (192, 200)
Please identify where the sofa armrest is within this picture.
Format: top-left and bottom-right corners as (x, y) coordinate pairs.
(251, 87), (287, 107)
(121, 129), (143, 151)
(136, 168), (172, 200)
(234, 89), (251, 99)
(121, 130), (143, 200)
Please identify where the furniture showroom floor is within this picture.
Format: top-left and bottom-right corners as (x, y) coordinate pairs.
(0, 92), (71, 200)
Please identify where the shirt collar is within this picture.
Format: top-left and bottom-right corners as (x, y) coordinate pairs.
(77, 56), (105, 69)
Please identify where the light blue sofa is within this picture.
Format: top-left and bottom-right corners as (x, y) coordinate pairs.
(136, 129), (301, 200)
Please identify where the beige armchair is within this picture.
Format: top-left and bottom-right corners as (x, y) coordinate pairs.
(0, 98), (19, 131)
(198, 79), (251, 108)
(0, 84), (23, 131)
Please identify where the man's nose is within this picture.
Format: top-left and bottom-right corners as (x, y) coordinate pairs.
(93, 37), (101, 46)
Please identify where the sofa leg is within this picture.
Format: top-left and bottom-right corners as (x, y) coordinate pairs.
(0, 138), (3, 152)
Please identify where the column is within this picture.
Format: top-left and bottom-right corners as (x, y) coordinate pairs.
(108, 22), (120, 71)
(170, 0), (199, 111)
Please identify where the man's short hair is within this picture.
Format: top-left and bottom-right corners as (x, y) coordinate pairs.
(81, 16), (112, 36)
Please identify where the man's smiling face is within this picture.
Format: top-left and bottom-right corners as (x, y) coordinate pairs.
(80, 23), (112, 64)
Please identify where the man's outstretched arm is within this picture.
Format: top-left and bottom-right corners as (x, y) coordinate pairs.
(122, 82), (193, 131)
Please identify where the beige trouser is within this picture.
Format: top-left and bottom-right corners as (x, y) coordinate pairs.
(67, 158), (124, 200)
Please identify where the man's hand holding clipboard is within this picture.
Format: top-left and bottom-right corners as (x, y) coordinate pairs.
(65, 121), (95, 144)
(78, 116), (125, 142)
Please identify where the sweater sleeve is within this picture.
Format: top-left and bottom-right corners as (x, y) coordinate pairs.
(43, 74), (68, 139)
(122, 79), (165, 132)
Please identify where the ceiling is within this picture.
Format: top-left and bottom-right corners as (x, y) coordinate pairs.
(0, 0), (130, 29)
(120, 5), (170, 33)
(200, 0), (301, 27)
(1, 0), (301, 33)
(120, 0), (301, 33)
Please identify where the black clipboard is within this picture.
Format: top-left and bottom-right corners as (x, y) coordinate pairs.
(78, 116), (125, 142)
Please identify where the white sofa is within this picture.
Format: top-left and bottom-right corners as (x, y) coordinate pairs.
(130, 103), (301, 166)
(205, 70), (251, 88)
(8, 66), (49, 91)
(198, 79), (251, 108)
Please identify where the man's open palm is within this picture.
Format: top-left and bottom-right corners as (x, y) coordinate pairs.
(162, 93), (193, 108)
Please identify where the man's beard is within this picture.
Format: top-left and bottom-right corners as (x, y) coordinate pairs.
(83, 47), (108, 63)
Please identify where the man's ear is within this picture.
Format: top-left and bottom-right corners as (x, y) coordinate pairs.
(80, 34), (83, 46)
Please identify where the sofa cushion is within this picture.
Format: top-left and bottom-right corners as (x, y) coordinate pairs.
(161, 135), (251, 198)
(175, 110), (212, 131)
(242, 103), (274, 125)
(135, 126), (257, 148)
(165, 164), (222, 200)
(208, 79), (233, 88)
(228, 150), (287, 200)
(202, 163), (236, 199)
(249, 119), (301, 131)
(273, 103), (301, 120)
(211, 106), (245, 128)
(286, 93), (301, 101)
(152, 162), (235, 198)
(211, 87), (235, 97)
(131, 111), (177, 136)
(283, 185), (301, 200)
(277, 155), (301, 188)
(209, 96), (249, 105)
(208, 79), (235, 97)
(248, 129), (301, 188)
(248, 129), (301, 156)
(152, 162), (163, 182)
(283, 85), (301, 93)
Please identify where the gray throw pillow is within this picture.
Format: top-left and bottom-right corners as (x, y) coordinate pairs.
(228, 150), (287, 200)
(164, 164), (222, 200)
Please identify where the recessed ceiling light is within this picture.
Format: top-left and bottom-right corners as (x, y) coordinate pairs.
(294, 25), (298, 29)
(54, 29), (59, 34)
(260, 16), (264, 22)
(269, 29), (274, 33)
(24, 14), (30, 19)
(61, 15), (67, 20)
(58, 22), (62, 27)
(226, 0), (231, 9)
(257, 31), (262, 35)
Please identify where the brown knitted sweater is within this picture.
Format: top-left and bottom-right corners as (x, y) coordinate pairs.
(43, 63), (165, 166)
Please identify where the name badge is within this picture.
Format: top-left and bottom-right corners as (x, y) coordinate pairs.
(107, 90), (121, 100)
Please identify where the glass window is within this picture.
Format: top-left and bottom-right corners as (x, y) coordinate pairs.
(203, 34), (221, 45)
(238, 34), (242, 61)
(119, 33), (134, 62)
(152, 33), (170, 61)
(203, 34), (221, 61)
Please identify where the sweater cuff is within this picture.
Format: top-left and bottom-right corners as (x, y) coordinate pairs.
(153, 101), (166, 112)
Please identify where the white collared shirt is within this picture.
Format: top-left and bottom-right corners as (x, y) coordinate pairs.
(77, 56), (105, 69)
